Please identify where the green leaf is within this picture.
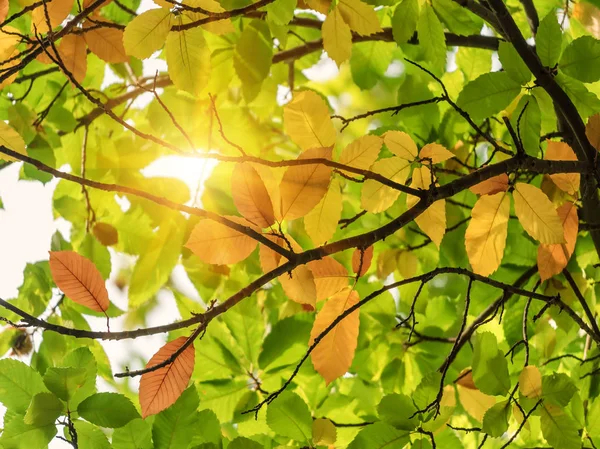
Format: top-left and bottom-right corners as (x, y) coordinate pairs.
(43, 367), (87, 402)
(112, 419), (152, 449)
(540, 405), (581, 449)
(188, 410), (222, 447)
(165, 25), (211, 96)
(511, 95), (541, 156)
(377, 393), (419, 430)
(556, 72), (600, 119)
(482, 400), (510, 437)
(0, 359), (47, 412)
(234, 20), (273, 102)
(74, 421), (111, 449)
(350, 41), (394, 90)
(266, 0), (297, 25)
(348, 422), (411, 448)
(417, 4), (446, 74)
(542, 373), (577, 407)
(258, 313), (313, 371)
(0, 416), (57, 449)
(228, 437), (263, 449)
(392, 0), (418, 44)
(24, 392), (64, 426)
(123, 8), (172, 59)
(153, 386), (199, 449)
(78, 393), (140, 428)
(498, 41), (531, 84)
(472, 332), (510, 396)
(266, 391), (313, 443)
(536, 12), (563, 68)
(431, 0), (482, 35)
(588, 397), (600, 439)
(456, 72), (522, 121)
(560, 36), (600, 83)
(223, 297), (264, 367)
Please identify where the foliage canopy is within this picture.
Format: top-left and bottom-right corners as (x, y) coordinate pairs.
(2, 0), (600, 447)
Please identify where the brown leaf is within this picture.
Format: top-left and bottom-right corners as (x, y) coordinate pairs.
(469, 174), (509, 196)
(280, 147), (332, 221)
(537, 202), (578, 281)
(231, 162), (275, 228)
(49, 251), (109, 312)
(83, 23), (128, 63)
(93, 222), (118, 246)
(351, 246), (373, 276)
(139, 337), (195, 418)
(59, 34), (88, 84)
(545, 141), (579, 195)
(587, 113), (600, 152)
(307, 257), (348, 301)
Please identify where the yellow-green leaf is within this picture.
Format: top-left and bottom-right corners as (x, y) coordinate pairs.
(123, 8), (172, 59)
(361, 157), (411, 213)
(465, 192), (510, 276)
(284, 91), (336, 150)
(322, 7), (352, 67)
(165, 25), (211, 96)
(337, 0), (382, 36)
(513, 182), (565, 244)
(312, 418), (337, 445)
(0, 121), (26, 161)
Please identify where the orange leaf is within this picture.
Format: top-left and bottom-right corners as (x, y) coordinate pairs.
(139, 337), (195, 418)
(0, 0), (8, 25)
(280, 147), (332, 220)
(307, 257), (348, 300)
(279, 262), (317, 306)
(310, 288), (360, 384)
(83, 23), (128, 63)
(231, 162), (275, 228)
(469, 174), (509, 196)
(93, 222), (118, 246)
(49, 251), (109, 312)
(419, 143), (454, 164)
(537, 201), (578, 281)
(259, 235), (286, 273)
(545, 141), (579, 195)
(31, 0), (74, 34)
(58, 34), (88, 84)
(587, 113), (600, 151)
(351, 246), (373, 276)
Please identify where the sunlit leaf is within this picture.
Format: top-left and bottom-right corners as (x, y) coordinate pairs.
(304, 177), (342, 246)
(123, 8), (172, 59)
(307, 256), (348, 301)
(284, 91), (336, 150)
(513, 182), (565, 244)
(361, 157), (411, 213)
(537, 201), (578, 281)
(322, 7), (352, 67)
(231, 162), (276, 228)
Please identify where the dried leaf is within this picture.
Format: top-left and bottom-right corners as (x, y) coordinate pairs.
(519, 365), (542, 399)
(339, 135), (383, 170)
(139, 337), (195, 418)
(279, 263), (317, 306)
(49, 251), (109, 312)
(231, 162), (276, 228)
(31, 0), (74, 34)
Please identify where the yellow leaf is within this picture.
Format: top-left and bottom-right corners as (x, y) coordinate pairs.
(231, 162), (276, 228)
(185, 217), (259, 265)
(397, 250), (418, 279)
(537, 201), (578, 281)
(49, 251), (109, 312)
(183, 0), (235, 35)
(123, 8), (172, 59)
(0, 27), (21, 58)
(307, 257), (348, 301)
(456, 384), (496, 422)
(284, 91), (336, 150)
(360, 157), (411, 213)
(407, 166), (446, 247)
(0, 121), (26, 162)
(312, 418), (337, 445)
(0, 47), (19, 89)
(383, 131), (418, 161)
(259, 235), (285, 273)
(545, 141), (579, 195)
(352, 245), (373, 276)
(322, 6), (352, 67)
(279, 263), (317, 306)
(469, 174), (509, 196)
(58, 34), (87, 84)
(31, 0), (73, 34)
(419, 142), (454, 164)
(139, 337), (195, 418)
(83, 23), (128, 63)
(304, 178), (342, 246)
(513, 182), (565, 244)
(310, 288), (360, 384)
(519, 365), (542, 399)
(337, 0), (382, 36)
(299, 0), (330, 14)
(465, 192), (510, 276)
(253, 164), (284, 222)
(165, 23), (211, 96)
(280, 147), (332, 220)
(339, 134), (383, 170)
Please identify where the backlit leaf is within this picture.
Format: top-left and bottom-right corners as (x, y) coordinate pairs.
(49, 251), (109, 312)
(234, 20), (272, 101)
(392, 0), (419, 44)
(310, 288), (360, 384)
(419, 142), (454, 164)
(304, 177), (342, 246)
(519, 365), (543, 398)
(166, 25), (211, 96)
(465, 192), (510, 276)
(407, 166), (446, 247)
(0, 121), (27, 162)
(31, 0), (73, 34)
(352, 245), (373, 276)
(537, 12), (563, 67)
(339, 135), (383, 170)
(560, 36), (600, 83)
(139, 336), (195, 418)
(456, 72), (522, 121)
(337, 0), (382, 36)
(279, 262), (317, 306)
(545, 141), (579, 195)
(322, 6), (352, 67)
(123, 8), (172, 59)
(537, 201), (578, 281)
(0, 359), (46, 413)
(231, 162), (276, 228)
(361, 157), (411, 213)
(469, 174), (509, 195)
(58, 34), (87, 84)
(284, 91), (336, 150)
(266, 391), (312, 442)
(312, 418), (336, 445)
(83, 24), (128, 63)
(307, 256), (348, 300)
(78, 392), (140, 428)
(417, 3), (446, 74)
(513, 182), (565, 244)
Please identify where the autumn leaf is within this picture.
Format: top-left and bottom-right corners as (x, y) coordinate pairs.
(58, 34), (87, 84)
(519, 365), (542, 398)
(139, 337), (195, 418)
(407, 166), (446, 247)
(310, 288), (360, 384)
(513, 183), (565, 244)
(259, 235), (286, 273)
(586, 113), (600, 151)
(469, 174), (509, 195)
(337, 0), (382, 36)
(465, 192), (510, 276)
(352, 246), (373, 276)
(185, 217), (259, 265)
(92, 223), (119, 246)
(31, 0), (74, 34)
(456, 384), (496, 422)
(307, 257), (349, 301)
(123, 8), (172, 59)
(231, 162), (276, 228)
(339, 135), (383, 170)
(322, 7), (352, 67)
(280, 147), (332, 220)
(283, 91), (336, 150)
(0, 121), (27, 162)
(49, 251), (109, 312)
(304, 178), (342, 246)
(383, 131), (418, 161)
(279, 263), (318, 306)
(537, 201), (578, 281)
(0, 0), (7, 24)
(361, 157), (411, 213)
(83, 23), (128, 63)
(419, 143), (454, 164)
(545, 141), (579, 195)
